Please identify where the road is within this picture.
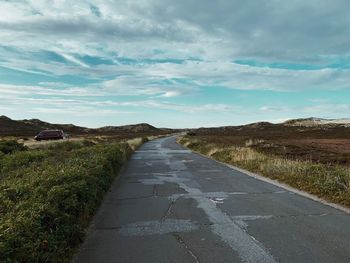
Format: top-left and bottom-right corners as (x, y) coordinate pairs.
(74, 135), (350, 263)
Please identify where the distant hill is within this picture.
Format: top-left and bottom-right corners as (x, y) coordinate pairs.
(96, 123), (159, 134)
(195, 121), (276, 135)
(0, 115), (90, 136)
(283, 117), (350, 127)
(0, 115), (162, 137)
(193, 117), (350, 140)
(195, 117), (350, 132)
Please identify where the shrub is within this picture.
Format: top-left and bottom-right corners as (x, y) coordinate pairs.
(186, 131), (197, 136)
(46, 140), (95, 151)
(0, 142), (133, 262)
(0, 150), (46, 174)
(0, 140), (27, 154)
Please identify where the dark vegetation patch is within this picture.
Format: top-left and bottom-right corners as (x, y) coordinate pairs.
(0, 140), (135, 262)
(195, 122), (350, 165)
(0, 140), (27, 154)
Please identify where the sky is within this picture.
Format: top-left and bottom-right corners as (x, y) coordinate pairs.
(1, 0), (350, 128)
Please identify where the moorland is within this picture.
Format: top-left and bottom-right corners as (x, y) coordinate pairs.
(180, 117), (350, 207)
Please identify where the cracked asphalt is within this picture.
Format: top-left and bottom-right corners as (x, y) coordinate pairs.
(74, 135), (350, 263)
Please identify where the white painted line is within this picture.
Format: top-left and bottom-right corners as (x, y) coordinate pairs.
(136, 150), (191, 153)
(140, 172), (277, 263)
(231, 215), (273, 221)
(119, 219), (198, 236)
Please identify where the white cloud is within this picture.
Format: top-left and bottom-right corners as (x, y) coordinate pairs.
(0, 84), (241, 116)
(257, 103), (350, 118)
(101, 61), (350, 92)
(1, 0), (350, 127)
(0, 83), (102, 97)
(58, 53), (90, 68)
(161, 91), (180, 97)
(1, 0), (350, 63)
(1, 0), (350, 93)
(259, 106), (289, 112)
(29, 107), (134, 117)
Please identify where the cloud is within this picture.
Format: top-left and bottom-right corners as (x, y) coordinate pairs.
(259, 106), (289, 112)
(29, 107), (134, 117)
(58, 53), (90, 68)
(161, 91), (180, 97)
(1, 0), (350, 127)
(101, 60), (350, 92)
(1, 0), (350, 92)
(1, 0), (349, 62)
(258, 103), (350, 117)
(0, 83), (240, 116)
(0, 83), (102, 97)
(302, 104), (350, 114)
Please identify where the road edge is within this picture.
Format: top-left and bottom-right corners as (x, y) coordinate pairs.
(177, 137), (350, 215)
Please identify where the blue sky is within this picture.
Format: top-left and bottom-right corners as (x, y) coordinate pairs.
(1, 1), (350, 128)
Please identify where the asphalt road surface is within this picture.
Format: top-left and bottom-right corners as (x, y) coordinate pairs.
(74, 135), (350, 263)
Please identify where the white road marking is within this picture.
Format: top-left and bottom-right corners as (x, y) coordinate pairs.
(177, 179), (277, 263)
(140, 169), (277, 263)
(137, 140), (277, 262)
(119, 219), (198, 236)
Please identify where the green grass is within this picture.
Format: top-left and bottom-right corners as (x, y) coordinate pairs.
(0, 139), (138, 262)
(180, 136), (350, 207)
(0, 140), (27, 154)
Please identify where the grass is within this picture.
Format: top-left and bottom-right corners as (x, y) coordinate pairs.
(180, 136), (350, 207)
(0, 137), (148, 262)
(0, 140), (28, 154)
(194, 122), (350, 165)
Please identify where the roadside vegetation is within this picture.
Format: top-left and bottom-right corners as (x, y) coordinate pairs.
(0, 136), (151, 262)
(180, 136), (350, 208)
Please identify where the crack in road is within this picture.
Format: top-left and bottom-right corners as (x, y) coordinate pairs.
(74, 136), (350, 263)
(173, 233), (200, 263)
(152, 184), (158, 197)
(161, 199), (177, 221)
(139, 162), (277, 263)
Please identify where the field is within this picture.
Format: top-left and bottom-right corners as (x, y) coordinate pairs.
(194, 122), (350, 165)
(0, 134), (163, 262)
(180, 122), (350, 207)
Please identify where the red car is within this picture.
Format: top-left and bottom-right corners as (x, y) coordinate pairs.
(34, 130), (65, 141)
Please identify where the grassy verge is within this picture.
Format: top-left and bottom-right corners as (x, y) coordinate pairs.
(179, 136), (350, 207)
(0, 137), (148, 262)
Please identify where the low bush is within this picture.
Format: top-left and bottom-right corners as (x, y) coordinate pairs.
(0, 140), (27, 154)
(0, 141), (133, 262)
